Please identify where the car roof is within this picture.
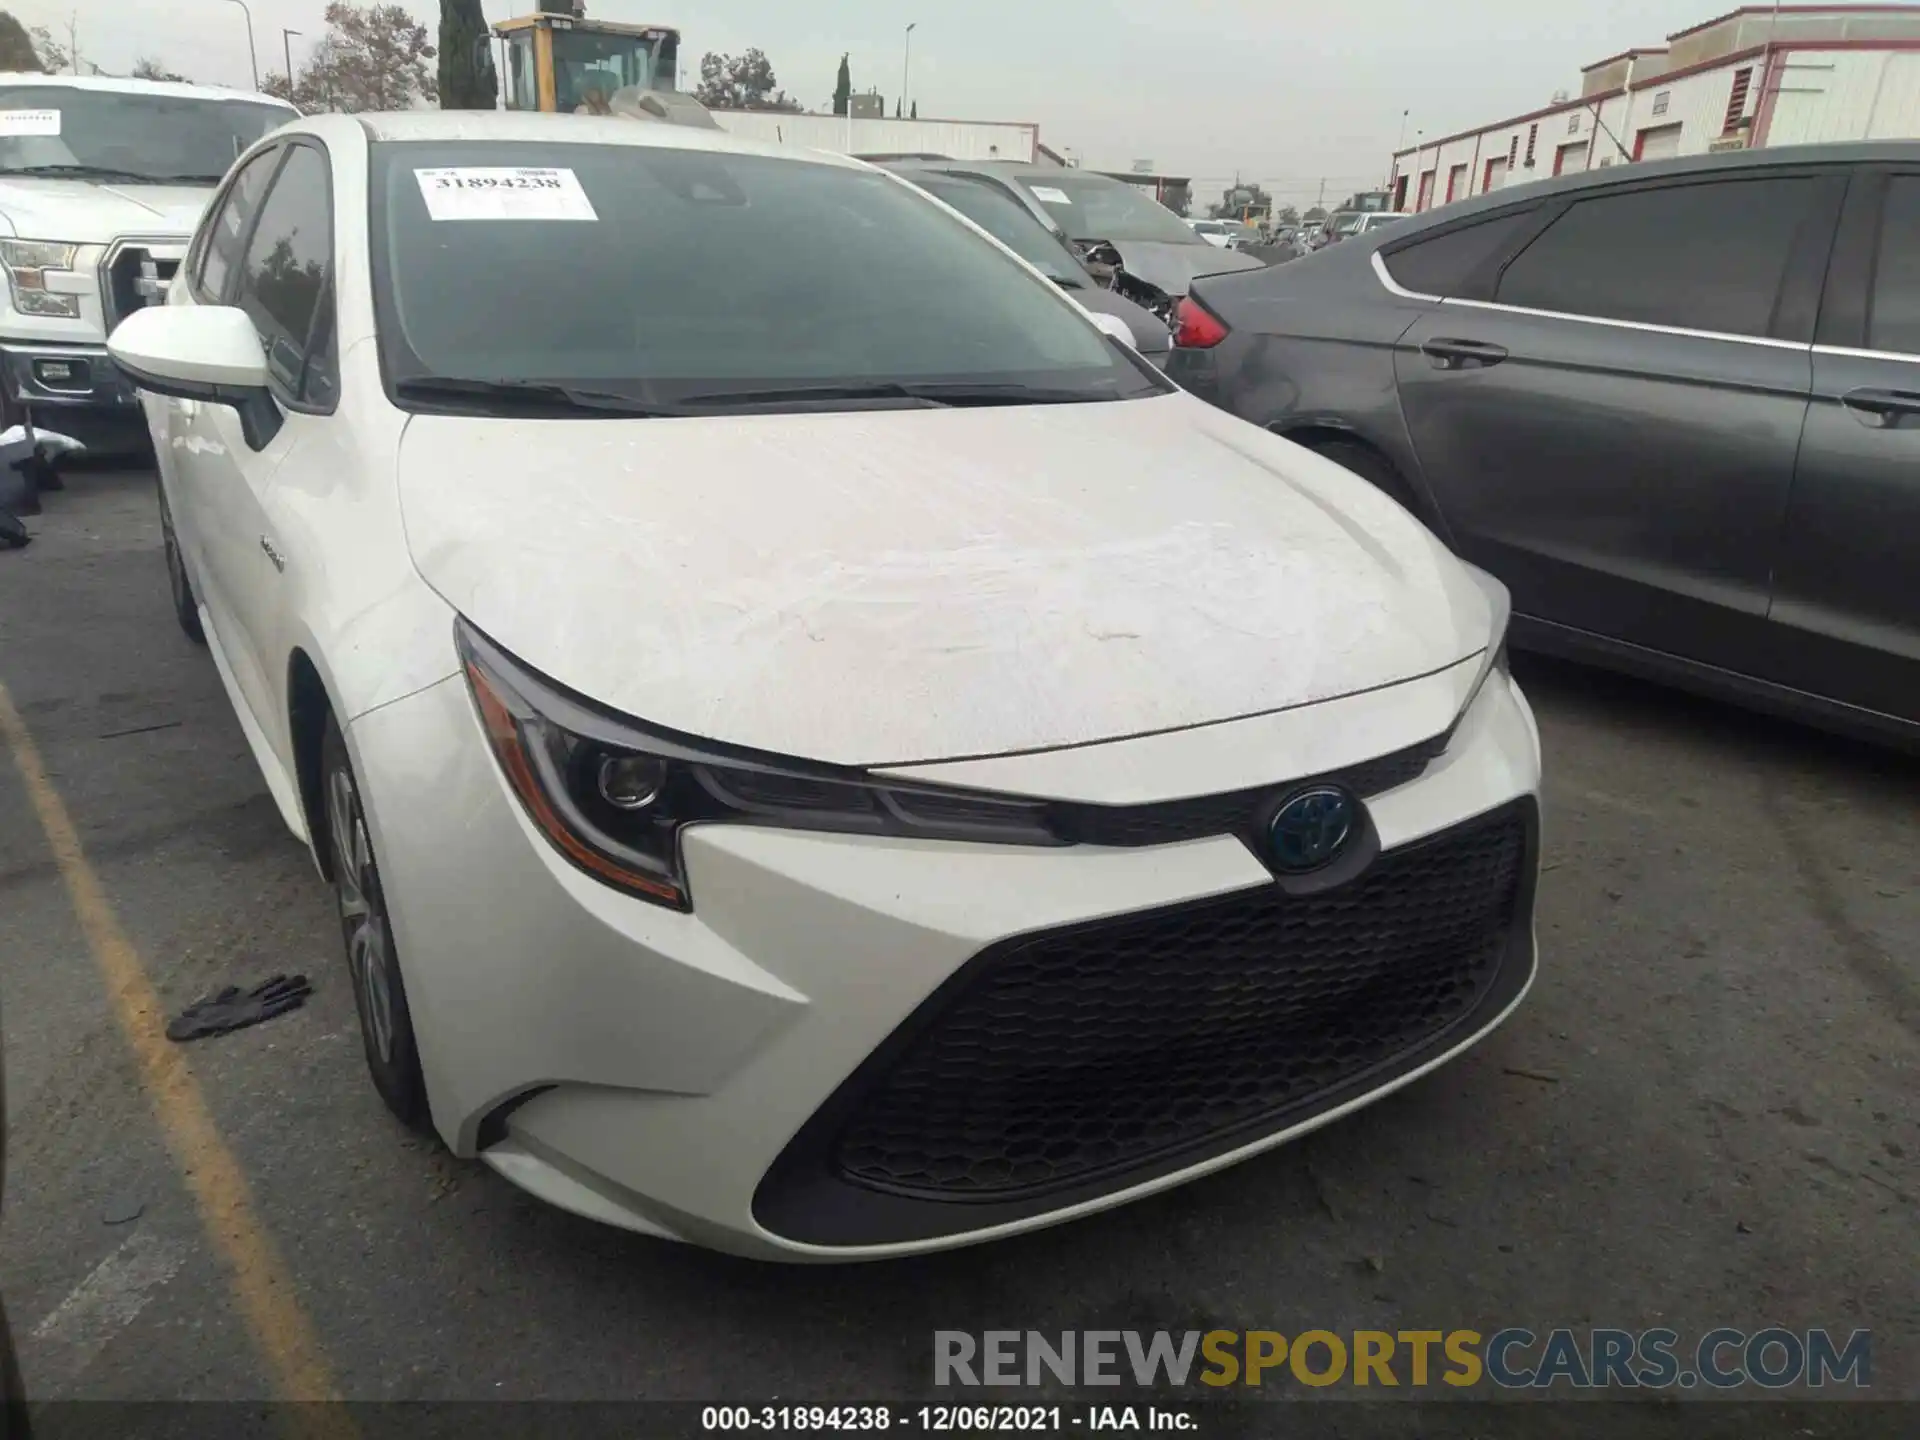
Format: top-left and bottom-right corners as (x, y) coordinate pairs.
(1394, 139), (1920, 233)
(0, 70), (294, 108)
(350, 109), (866, 168)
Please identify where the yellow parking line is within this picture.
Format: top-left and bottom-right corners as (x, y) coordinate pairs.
(0, 680), (352, 1428)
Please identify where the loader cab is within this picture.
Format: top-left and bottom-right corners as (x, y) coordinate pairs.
(495, 14), (681, 113)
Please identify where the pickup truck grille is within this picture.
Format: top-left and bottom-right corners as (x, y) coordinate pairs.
(101, 241), (185, 333)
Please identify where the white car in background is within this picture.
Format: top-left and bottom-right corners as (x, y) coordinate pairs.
(109, 111), (1542, 1261)
(0, 74), (296, 446)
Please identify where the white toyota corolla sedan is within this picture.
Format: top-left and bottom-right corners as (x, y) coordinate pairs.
(107, 111), (1542, 1261)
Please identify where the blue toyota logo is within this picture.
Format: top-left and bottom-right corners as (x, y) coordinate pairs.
(1268, 787), (1357, 873)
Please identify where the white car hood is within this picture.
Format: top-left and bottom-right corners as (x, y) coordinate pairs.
(0, 178), (214, 243)
(399, 395), (1493, 766)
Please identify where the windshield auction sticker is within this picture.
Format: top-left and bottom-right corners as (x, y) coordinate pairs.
(0, 109), (62, 136)
(1029, 186), (1072, 205)
(413, 167), (598, 222)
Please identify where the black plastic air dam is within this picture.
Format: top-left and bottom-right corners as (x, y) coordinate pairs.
(754, 797), (1538, 1248)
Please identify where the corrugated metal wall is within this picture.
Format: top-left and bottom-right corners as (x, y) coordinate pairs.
(1766, 49), (1920, 144)
(708, 111), (1039, 162)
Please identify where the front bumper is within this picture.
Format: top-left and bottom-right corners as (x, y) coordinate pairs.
(349, 662), (1543, 1261)
(1, 341), (140, 413)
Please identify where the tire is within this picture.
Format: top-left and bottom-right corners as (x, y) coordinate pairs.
(157, 480), (205, 644)
(321, 715), (430, 1131)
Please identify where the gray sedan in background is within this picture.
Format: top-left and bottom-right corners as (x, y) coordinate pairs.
(1169, 141), (1920, 747)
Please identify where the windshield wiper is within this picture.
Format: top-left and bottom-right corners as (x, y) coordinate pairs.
(672, 382), (951, 410)
(393, 377), (684, 417)
(0, 163), (168, 183)
(677, 380), (1121, 410)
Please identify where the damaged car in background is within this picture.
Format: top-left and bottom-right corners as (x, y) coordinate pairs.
(907, 161), (1265, 322)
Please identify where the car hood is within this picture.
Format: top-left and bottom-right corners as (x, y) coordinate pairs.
(0, 178), (214, 243)
(1097, 239), (1265, 297)
(399, 395), (1492, 766)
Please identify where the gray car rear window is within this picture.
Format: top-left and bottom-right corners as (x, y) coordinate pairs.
(1493, 176), (1819, 337)
(1869, 176), (1920, 356)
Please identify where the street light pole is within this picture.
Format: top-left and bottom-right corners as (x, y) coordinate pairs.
(902, 23), (916, 115)
(282, 30), (300, 91)
(222, 0), (260, 90)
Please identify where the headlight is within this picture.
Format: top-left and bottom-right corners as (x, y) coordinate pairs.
(0, 239), (82, 319)
(457, 620), (1063, 911)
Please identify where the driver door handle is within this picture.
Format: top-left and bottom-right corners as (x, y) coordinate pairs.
(1841, 387), (1920, 427)
(1422, 337), (1509, 370)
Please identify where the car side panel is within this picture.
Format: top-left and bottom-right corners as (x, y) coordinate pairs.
(1391, 306), (1808, 672)
(1169, 258), (1445, 529)
(1763, 348), (1920, 723)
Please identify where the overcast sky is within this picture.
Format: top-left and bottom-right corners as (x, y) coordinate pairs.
(10, 0), (1755, 204)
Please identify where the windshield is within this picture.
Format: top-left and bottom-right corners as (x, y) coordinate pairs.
(910, 172), (1085, 285)
(0, 86), (292, 183)
(1013, 172), (1204, 246)
(371, 142), (1164, 409)
(551, 28), (675, 113)
(1362, 213), (1407, 231)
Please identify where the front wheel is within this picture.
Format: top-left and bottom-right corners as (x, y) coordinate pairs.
(321, 716), (430, 1131)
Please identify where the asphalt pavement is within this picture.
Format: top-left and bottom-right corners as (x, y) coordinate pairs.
(0, 465), (1914, 1420)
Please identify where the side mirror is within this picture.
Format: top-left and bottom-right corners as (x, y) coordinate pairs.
(108, 305), (282, 449)
(1084, 310), (1137, 349)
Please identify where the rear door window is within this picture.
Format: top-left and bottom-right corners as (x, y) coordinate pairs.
(1868, 175), (1920, 356)
(1494, 177), (1822, 337)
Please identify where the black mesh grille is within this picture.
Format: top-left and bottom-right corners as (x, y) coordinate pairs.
(831, 802), (1528, 1202)
(1048, 734), (1445, 849)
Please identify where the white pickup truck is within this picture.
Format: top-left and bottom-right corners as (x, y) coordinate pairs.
(0, 73), (295, 450)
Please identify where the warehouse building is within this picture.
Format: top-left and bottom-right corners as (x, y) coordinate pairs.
(1387, 4), (1920, 213)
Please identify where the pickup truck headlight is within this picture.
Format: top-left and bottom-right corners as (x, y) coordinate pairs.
(0, 239), (82, 319)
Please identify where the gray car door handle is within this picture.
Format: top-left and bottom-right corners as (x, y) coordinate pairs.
(1840, 387), (1920, 427)
(1421, 337), (1509, 370)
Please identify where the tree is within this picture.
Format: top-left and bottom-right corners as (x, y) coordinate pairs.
(28, 22), (68, 72)
(831, 53), (850, 116)
(0, 13), (41, 70)
(910, 100), (917, 119)
(131, 57), (189, 82)
(692, 49), (801, 112)
(436, 0), (496, 110)
(1302, 205), (1328, 224)
(267, 3), (435, 112)
(1276, 204), (1300, 227)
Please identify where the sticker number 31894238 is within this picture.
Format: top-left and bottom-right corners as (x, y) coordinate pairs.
(413, 167), (599, 222)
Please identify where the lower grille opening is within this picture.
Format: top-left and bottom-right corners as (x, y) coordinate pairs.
(755, 799), (1536, 1245)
